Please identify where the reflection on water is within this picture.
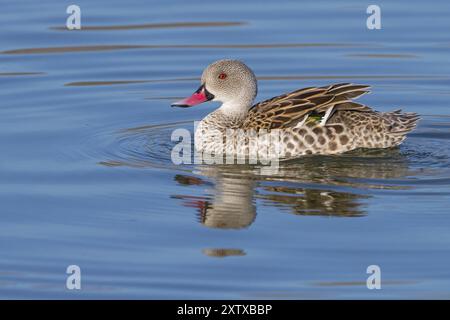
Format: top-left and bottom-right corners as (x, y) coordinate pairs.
(0, 72), (45, 76)
(50, 21), (245, 31)
(172, 149), (412, 229)
(63, 75), (447, 87)
(173, 170), (256, 229)
(259, 187), (369, 217)
(65, 78), (197, 87)
(95, 118), (450, 232)
(313, 280), (416, 287)
(1, 43), (363, 55)
(346, 53), (418, 59)
(202, 248), (246, 258)
(2, 45), (148, 55)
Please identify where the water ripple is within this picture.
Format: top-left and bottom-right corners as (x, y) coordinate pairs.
(50, 21), (246, 31)
(1, 43), (366, 55)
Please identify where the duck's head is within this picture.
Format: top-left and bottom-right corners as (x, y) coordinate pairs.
(172, 59), (257, 113)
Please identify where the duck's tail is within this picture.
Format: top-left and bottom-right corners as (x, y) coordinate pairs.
(384, 109), (420, 135)
(382, 109), (420, 146)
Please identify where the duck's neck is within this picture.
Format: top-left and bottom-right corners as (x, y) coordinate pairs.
(218, 102), (247, 118)
(214, 85), (257, 124)
(217, 97), (254, 121)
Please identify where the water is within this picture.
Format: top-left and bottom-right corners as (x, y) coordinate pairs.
(1, 0), (450, 299)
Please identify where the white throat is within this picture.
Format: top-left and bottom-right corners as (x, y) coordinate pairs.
(218, 100), (250, 117)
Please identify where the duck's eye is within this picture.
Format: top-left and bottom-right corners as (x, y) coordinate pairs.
(218, 73), (227, 80)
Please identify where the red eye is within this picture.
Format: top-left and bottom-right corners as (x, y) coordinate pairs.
(218, 73), (227, 80)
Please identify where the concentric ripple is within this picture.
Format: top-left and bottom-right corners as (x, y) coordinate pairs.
(92, 120), (195, 171)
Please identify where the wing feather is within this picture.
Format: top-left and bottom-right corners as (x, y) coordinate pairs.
(243, 83), (372, 129)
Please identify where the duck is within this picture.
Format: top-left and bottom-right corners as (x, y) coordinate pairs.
(172, 59), (419, 159)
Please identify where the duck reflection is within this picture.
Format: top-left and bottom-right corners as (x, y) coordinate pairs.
(172, 168), (256, 229)
(259, 186), (369, 217)
(172, 148), (413, 229)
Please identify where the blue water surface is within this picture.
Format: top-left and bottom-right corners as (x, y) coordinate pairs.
(1, 0), (450, 299)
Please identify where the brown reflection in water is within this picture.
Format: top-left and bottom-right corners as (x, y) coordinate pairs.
(1, 43), (361, 55)
(313, 280), (417, 287)
(65, 78), (196, 87)
(259, 186), (368, 217)
(0, 72), (45, 76)
(347, 53), (418, 59)
(258, 75), (442, 81)
(144, 96), (185, 101)
(202, 248), (246, 258)
(50, 21), (245, 31)
(2, 45), (147, 55)
(65, 80), (150, 86)
(64, 75), (444, 87)
(172, 149), (413, 229)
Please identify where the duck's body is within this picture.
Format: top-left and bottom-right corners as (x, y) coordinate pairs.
(173, 60), (419, 159)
